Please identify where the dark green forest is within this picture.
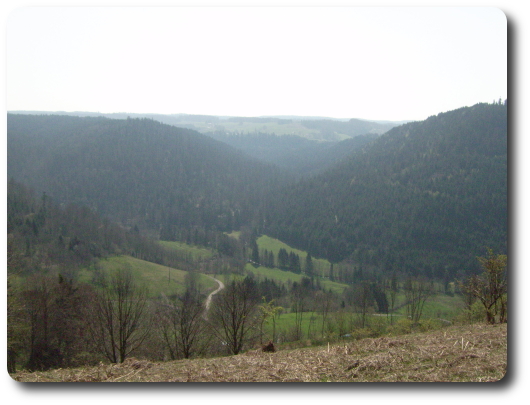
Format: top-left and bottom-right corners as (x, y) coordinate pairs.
(7, 114), (290, 237)
(206, 131), (378, 177)
(259, 103), (507, 278)
(7, 103), (507, 279)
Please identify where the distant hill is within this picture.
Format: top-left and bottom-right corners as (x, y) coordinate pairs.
(300, 117), (400, 140)
(260, 103), (507, 278)
(206, 132), (379, 177)
(7, 114), (290, 236)
(8, 110), (406, 141)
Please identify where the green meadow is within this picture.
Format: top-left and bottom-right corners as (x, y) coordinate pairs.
(391, 291), (466, 321)
(256, 235), (332, 277)
(80, 255), (217, 298)
(245, 264), (349, 294)
(158, 240), (215, 261)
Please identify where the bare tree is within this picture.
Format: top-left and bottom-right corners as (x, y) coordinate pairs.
(157, 288), (208, 359)
(353, 281), (373, 328)
(459, 249), (507, 324)
(317, 289), (335, 338)
(404, 275), (434, 324)
(387, 272), (399, 325)
(89, 268), (150, 363)
(209, 277), (260, 354)
(21, 273), (91, 371)
(7, 237), (28, 373)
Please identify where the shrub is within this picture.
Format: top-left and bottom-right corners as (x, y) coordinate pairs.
(453, 301), (487, 325)
(387, 318), (413, 335)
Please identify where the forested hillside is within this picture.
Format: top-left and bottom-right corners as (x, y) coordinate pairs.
(6, 179), (201, 276)
(8, 111), (403, 141)
(7, 104), (507, 280)
(7, 114), (290, 237)
(259, 103), (507, 279)
(206, 132), (378, 176)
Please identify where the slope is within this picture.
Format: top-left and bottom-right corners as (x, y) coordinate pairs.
(11, 323), (507, 382)
(261, 103), (507, 278)
(7, 114), (291, 235)
(206, 132), (378, 177)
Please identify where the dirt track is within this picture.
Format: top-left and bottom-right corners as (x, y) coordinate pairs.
(203, 276), (224, 320)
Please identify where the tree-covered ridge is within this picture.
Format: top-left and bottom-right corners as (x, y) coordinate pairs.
(8, 110), (405, 141)
(205, 131), (378, 177)
(6, 179), (198, 275)
(7, 114), (291, 235)
(300, 117), (399, 140)
(260, 103), (507, 278)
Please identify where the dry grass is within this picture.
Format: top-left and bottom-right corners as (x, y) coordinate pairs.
(11, 323), (507, 382)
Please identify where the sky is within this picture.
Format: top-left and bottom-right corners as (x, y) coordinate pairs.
(6, 6), (507, 121)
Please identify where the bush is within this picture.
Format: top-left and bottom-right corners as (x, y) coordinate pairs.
(414, 318), (445, 332)
(387, 318), (413, 335)
(369, 316), (388, 336)
(453, 301), (487, 325)
(351, 327), (380, 340)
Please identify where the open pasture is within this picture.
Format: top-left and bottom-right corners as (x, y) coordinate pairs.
(91, 255), (218, 298)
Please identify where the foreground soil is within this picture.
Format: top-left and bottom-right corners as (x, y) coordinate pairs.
(11, 323), (507, 382)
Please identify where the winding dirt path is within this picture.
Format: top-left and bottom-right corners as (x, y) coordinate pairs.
(203, 276), (225, 320)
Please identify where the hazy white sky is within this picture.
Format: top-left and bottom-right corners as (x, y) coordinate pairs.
(7, 6), (506, 121)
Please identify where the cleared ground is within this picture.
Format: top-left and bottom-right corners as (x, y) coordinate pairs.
(11, 323), (507, 382)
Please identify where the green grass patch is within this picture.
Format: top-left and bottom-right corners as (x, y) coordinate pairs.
(390, 291), (465, 322)
(256, 235), (332, 277)
(225, 231), (241, 240)
(246, 264), (348, 294)
(419, 294), (466, 320)
(92, 255), (217, 298)
(213, 273), (245, 285)
(247, 264), (305, 284)
(262, 311), (327, 342)
(159, 240), (214, 261)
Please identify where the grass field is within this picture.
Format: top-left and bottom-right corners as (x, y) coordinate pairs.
(245, 263), (349, 294)
(225, 230), (241, 240)
(81, 255), (218, 298)
(158, 240), (215, 261)
(256, 235), (332, 277)
(388, 290), (465, 321)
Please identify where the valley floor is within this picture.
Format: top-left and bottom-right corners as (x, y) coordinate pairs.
(11, 323), (507, 383)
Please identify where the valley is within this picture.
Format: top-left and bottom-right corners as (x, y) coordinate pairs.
(6, 102), (507, 378)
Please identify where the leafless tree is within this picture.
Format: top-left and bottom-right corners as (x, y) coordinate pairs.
(353, 281), (373, 328)
(88, 268), (150, 363)
(7, 237), (28, 373)
(317, 290), (335, 338)
(387, 272), (399, 325)
(209, 277), (260, 354)
(404, 275), (434, 324)
(157, 288), (208, 359)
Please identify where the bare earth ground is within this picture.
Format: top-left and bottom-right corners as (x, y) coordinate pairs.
(11, 323), (507, 382)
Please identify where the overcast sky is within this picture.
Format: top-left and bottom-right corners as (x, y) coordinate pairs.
(7, 6), (507, 121)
